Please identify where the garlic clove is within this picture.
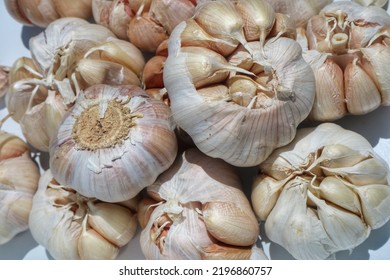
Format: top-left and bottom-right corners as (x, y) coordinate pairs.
(6, 80), (48, 123)
(194, 0), (248, 47)
(127, 12), (169, 53)
(107, 0), (133, 40)
(322, 158), (389, 186)
(344, 59), (381, 115)
(17, 0), (60, 27)
(251, 174), (285, 221)
(0, 66), (9, 99)
(179, 19), (238, 57)
(265, 178), (336, 260)
(308, 191), (370, 251)
(52, 0), (92, 19)
(86, 201), (137, 247)
(0, 130), (29, 160)
(199, 243), (253, 260)
(360, 44), (390, 105)
(149, 0), (195, 34)
(201, 201), (259, 247)
(76, 58), (141, 88)
(236, 0), (275, 45)
(268, 13), (297, 40)
(142, 56), (166, 89)
(349, 183), (390, 229)
(197, 85), (230, 103)
(44, 90), (68, 141)
(78, 217), (120, 260)
(4, 0), (33, 25)
(318, 176), (362, 215)
(137, 197), (159, 229)
(20, 102), (50, 152)
(309, 59), (346, 121)
(319, 144), (369, 168)
(85, 38), (146, 78)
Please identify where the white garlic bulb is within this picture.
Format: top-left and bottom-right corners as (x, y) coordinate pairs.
(0, 131), (40, 245)
(5, 0), (93, 27)
(140, 148), (266, 260)
(251, 123), (390, 259)
(29, 169), (138, 259)
(163, 0), (315, 167)
(49, 84), (178, 203)
(352, 0), (388, 7)
(298, 1), (390, 121)
(6, 18), (146, 152)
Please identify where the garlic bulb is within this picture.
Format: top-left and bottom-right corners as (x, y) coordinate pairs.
(298, 1), (390, 121)
(251, 123), (390, 259)
(29, 169), (138, 259)
(139, 148), (266, 260)
(49, 84), (177, 203)
(5, 0), (93, 27)
(6, 18), (145, 152)
(0, 66), (9, 99)
(264, 0), (333, 27)
(0, 131), (40, 245)
(92, 0), (198, 53)
(163, 0), (315, 167)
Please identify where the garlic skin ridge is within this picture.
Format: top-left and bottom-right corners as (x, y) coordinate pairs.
(251, 123), (390, 259)
(163, 0), (316, 167)
(28, 169), (138, 260)
(140, 148), (264, 260)
(49, 84), (178, 203)
(0, 131), (40, 245)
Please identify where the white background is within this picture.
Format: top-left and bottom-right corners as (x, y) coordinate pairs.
(0, 0), (390, 260)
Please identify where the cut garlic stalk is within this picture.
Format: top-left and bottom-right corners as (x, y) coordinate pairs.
(29, 169), (139, 259)
(49, 84), (177, 202)
(140, 148), (262, 260)
(252, 123), (390, 259)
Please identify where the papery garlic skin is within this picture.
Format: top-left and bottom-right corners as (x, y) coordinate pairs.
(140, 148), (263, 260)
(0, 131), (40, 245)
(29, 169), (139, 260)
(264, 0), (333, 27)
(5, 0), (93, 28)
(6, 18), (145, 152)
(299, 1), (390, 121)
(49, 84), (177, 203)
(163, 0), (315, 167)
(0, 66), (9, 99)
(251, 123), (390, 259)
